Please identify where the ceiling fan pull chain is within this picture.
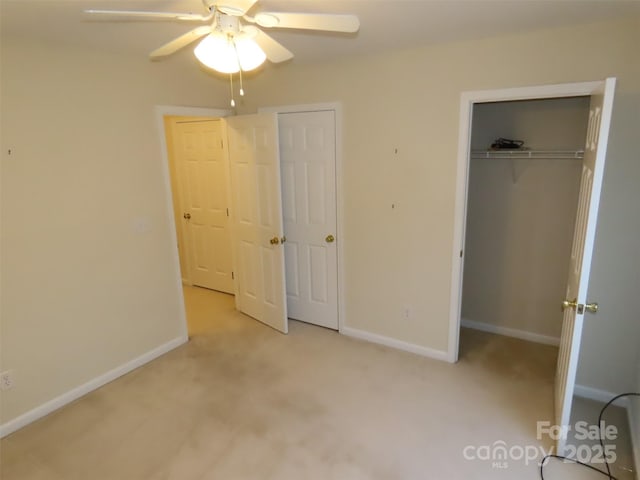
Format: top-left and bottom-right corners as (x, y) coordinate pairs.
(231, 38), (245, 98)
(229, 72), (235, 107)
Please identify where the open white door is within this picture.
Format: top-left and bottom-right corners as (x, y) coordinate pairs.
(225, 113), (288, 334)
(555, 78), (616, 453)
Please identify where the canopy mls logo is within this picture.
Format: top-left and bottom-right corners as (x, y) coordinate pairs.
(462, 420), (618, 469)
(462, 441), (553, 469)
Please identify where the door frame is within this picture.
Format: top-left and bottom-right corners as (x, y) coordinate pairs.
(155, 105), (231, 337)
(447, 80), (608, 363)
(259, 102), (345, 331)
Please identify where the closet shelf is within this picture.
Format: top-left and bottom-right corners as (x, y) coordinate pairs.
(471, 150), (584, 160)
(471, 150), (585, 183)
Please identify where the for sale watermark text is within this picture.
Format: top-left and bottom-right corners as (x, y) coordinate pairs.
(462, 420), (618, 469)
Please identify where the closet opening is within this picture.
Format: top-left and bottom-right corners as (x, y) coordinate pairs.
(458, 96), (590, 359)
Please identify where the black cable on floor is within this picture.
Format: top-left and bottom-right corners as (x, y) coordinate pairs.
(539, 392), (640, 480)
(540, 454), (620, 479)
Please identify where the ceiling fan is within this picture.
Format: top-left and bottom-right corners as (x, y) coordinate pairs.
(85, 0), (360, 72)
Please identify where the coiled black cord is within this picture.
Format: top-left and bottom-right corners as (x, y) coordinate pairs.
(539, 392), (640, 480)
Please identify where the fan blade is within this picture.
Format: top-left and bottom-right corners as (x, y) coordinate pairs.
(215, 0), (258, 16)
(254, 30), (294, 63)
(84, 9), (211, 22)
(150, 26), (211, 59)
(254, 12), (360, 33)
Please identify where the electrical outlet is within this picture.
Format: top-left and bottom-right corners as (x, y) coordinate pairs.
(0, 370), (14, 390)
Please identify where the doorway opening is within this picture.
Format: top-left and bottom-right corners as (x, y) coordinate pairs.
(156, 105), (343, 336)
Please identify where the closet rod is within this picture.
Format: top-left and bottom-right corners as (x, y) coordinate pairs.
(470, 150), (584, 160)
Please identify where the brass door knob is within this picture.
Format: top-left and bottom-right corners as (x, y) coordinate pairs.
(561, 298), (578, 311)
(562, 299), (598, 314)
(584, 302), (599, 313)
(325, 234), (335, 243)
(270, 236), (280, 245)
(183, 213), (191, 220)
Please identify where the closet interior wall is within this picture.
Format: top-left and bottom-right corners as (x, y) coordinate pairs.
(462, 97), (590, 342)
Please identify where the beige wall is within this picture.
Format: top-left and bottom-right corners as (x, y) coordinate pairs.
(0, 39), (229, 424)
(462, 98), (589, 339)
(241, 17), (640, 391)
(470, 97), (591, 150)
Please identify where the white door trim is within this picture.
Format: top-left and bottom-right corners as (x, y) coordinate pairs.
(447, 80), (608, 364)
(259, 102), (345, 331)
(155, 105), (232, 339)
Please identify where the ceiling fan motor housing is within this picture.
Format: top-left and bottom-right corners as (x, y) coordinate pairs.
(215, 13), (241, 34)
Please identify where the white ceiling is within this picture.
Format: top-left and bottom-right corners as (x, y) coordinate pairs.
(2, 0), (639, 65)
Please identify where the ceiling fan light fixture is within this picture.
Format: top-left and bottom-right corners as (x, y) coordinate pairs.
(194, 33), (266, 73)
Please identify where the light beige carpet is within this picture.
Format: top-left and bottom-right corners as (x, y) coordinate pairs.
(0, 286), (631, 479)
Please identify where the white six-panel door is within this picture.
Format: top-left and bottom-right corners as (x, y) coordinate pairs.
(225, 114), (288, 334)
(173, 119), (234, 293)
(555, 78), (616, 453)
(278, 111), (338, 329)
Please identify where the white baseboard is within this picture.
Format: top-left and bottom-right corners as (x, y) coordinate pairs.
(340, 326), (449, 362)
(573, 384), (630, 408)
(0, 335), (188, 438)
(461, 318), (560, 346)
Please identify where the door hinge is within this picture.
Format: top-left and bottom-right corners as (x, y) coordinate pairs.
(460, 249), (463, 258)
(231, 271), (234, 280)
(220, 139), (224, 149)
(226, 208), (229, 217)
